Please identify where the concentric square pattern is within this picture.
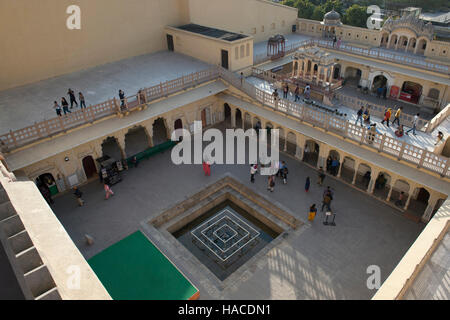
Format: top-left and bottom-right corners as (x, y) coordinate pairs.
(191, 209), (260, 261)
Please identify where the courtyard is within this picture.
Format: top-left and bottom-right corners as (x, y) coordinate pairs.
(50, 127), (424, 300)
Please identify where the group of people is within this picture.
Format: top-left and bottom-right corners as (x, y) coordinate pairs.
(53, 88), (87, 116)
(326, 156), (340, 176)
(332, 36), (342, 49)
(273, 83), (311, 103)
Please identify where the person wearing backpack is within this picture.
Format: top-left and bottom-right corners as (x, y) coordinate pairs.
(355, 106), (364, 126)
(73, 186), (84, 206)
(322, 187), (333, 212)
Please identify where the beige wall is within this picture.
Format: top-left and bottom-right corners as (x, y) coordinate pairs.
(188, 0), (298, 43)
(165, 27), (253, 71)
(0, 0), (189, 91)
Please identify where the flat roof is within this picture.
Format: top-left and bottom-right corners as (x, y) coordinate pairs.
(176, 23), (248, 42)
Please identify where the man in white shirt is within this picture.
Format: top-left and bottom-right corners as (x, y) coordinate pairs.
(406, 113), (419, 136)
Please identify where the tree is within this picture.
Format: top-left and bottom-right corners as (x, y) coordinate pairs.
(311, 5), (326, 21)
(342, 4), (368, 28)
(323, 0), (344, 15)
(296, 0), (315, 19)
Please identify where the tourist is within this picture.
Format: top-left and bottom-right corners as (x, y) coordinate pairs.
(267, 175), (275, 192)
(240, 72), (244, 86)
(308, 204), (317, 221)
(294, 84), (300, 102)
(376, 86), (383, 98)
(395, 191), (404, 207)
(272, 88), (279, 101)
(381, 108), (392, 127)
(317, 167), (325, 185)
(250, 164), (258, 183)
(355, 106), (364, 126)
(406, 113), (419, 136)
(333, 35), (337, 47)
(53, 101), (62, 117)
(119, 90), (126, 108)
(104, 182), (114, 200)
(67, 88), (78, 108)
(73, 186), (84, 206)
(283, 84), (289, 99)
(392, 106), (402, 127)
(363, 171), (371, 187)
(435, 131), (444, 145)
(204, 160), (211, 176)
(363, 108), (371, 124)
(336, 37), (342, 49)
(367, 123), (377, 144)
(282, 163), (288, 184)
(305, 176), (310, 192)
(61, 97), (71, 115)
(304, 84), (311, 99)
(326, 156), (332, 173)
(321, 189), (332, 212)
(79, 92), (86, 109)
(375, 174), (386, 190)
(395, 125), (404, 137)
(131, 156), (139, 168)
(39, 184), (53, 205)
(331, 158), (339, 176)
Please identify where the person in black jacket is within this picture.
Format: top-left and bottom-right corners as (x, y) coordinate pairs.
(73, 186), (85, 206)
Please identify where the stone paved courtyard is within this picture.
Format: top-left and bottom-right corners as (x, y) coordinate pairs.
(50, 129), (424, 300)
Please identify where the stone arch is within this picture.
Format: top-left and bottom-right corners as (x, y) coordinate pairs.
(244, 113), (252, 130)
(380, 32), (389, 47)
(344, 67), (362, 87)
(407, 37), (416, 53)
(428, 88), (440, 100)
(407, 187), (430, 218)
(355, 163), (372, 190)
(35, 172), (58, 199)
(416, 38), (427, 55)
(235, 108), (243, 128)
(101, 136), (123, 160)
(125, 126), (150, 156)
(152, 117), (169, 146)
(373, 172), (391, 200)
(397, 35), (408, 51)
(286, 132), (296, 155)
(340, 156), (355, 184)
(389, 34), (398, 48)
(303, 139), (319, 166)
(390, 179), (410, 207)
(327, 150), (341, 176)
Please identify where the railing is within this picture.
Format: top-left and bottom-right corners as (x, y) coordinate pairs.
(424, 102), (450, 133)
(217, 67), (450, 178)
(333, 92), (430, 131)
(253, 37), (450, 75)
(0, 68), (219, 152)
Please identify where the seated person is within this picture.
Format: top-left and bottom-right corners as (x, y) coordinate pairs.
(395, 125), (404, 137)
(363, 109), (371, 123)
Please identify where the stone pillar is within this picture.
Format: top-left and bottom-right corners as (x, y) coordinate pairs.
(403, 192), (413, 211)
(116, 134), (127, 159)
(405, 38), (410, 52)
(231, 108), (236, 128)
(284, 131), (288, 152)
(352, 161), (361, 185)
(386, 185), (393, 202)
(317, 144), (329, 169)
(143, 124), (154, 147)
(367, 168), (380, 193)
(296, 134), (306, 160)
(421, 194), (440, 222)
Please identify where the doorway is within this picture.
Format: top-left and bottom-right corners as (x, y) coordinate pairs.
(221, 50), (229, 69)
(82, 155), (97, 179)
(167, 34), (174, 51)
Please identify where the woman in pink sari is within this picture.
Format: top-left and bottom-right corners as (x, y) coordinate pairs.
(104, 182), (114, 200)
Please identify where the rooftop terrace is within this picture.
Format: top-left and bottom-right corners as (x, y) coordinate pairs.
(176, 23), (248, 42)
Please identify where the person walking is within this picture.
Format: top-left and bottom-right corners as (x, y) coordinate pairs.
(336, 37), (342, 49)
(308, 204), (317, 221)
(282, 163), (288, 184)
(250, 164), (258, 183)
(67, 88), (78, 108)
(240, 72), (244, 86)
(406, 113), (419, 136)
(53, 101), (62, 117)
(355, 106), (364, 126)
(119, 90), (126, 108)
(61, 97), (71, 115)
(283, 84), (289, 99)
(435, 131), (444, 145)
(267, 175), (275, 192)
(205, 161), (211, 176)
(317, 167), (325, 185)
(392, 106), (402, 127)
(104, 182), (114, 200)
(305, 176), (310, 192)
(79, 92), (87, 109)
(321, 188), (333, 212)
(294, 84), (300, 102)
(381, 108), (392, 127)
(73, 186), (85, 206)
(333, 35), (337, 47)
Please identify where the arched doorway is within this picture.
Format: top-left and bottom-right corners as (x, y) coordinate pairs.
(125, 126), (150, 156)
(36, 173), (58, 201)
(303, 140), (319, 166)
(389, 34), (398, 49)
(372, 75), (387, 94)
(152, 118), (168, 146)
(373, 172), (391, 200)
(236, 109), (243, 128)
(174, 119), (183, 142)
(102, 137), (123, 160)
(344, 67), (362, 87)
(82, 156), (97, 179)
(407, 38), (416, 53)
(340, 157), (355, 184)
(407, 187), (430, 218)
(327, 150), (340, 176)
(416, 39), (427, 55)
(399, 81), (422, 104)
(355, 163), (371, 190)
(380, 32), (389, 48)
(397, 36), (408, 51)
(390, 180), (410, 207)
(224, 103), (231, 127)
(201, 107), (211, 127)
(333, 64), (341, 80)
